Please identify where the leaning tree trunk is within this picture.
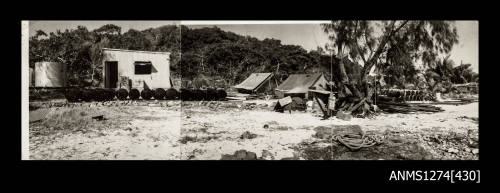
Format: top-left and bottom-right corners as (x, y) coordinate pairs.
(335, 44), (374, 116)
(335, 49), (381, 116)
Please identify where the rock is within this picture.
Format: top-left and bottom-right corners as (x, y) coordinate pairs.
(447, 147), (459, 154)
(234, 150), (256, 160)
(221, 150), (258, 160)
(471, 148), (479, 154)
(336, 111), (352, 121)
(261, 150), (274, 160)
(148, 103), (161, 107)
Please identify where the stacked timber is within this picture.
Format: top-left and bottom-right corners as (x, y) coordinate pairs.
(377, 101), (444, 113)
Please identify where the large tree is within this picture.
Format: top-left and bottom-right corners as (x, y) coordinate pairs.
(321, 20), (459, 115)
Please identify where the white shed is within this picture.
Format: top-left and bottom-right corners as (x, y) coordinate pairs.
(101, 48), (171, 90)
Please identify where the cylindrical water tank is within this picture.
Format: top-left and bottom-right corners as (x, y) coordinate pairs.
(29, 67), (33, 87)
(34, 62), (66, 87)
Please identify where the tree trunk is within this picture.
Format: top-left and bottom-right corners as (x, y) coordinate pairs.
(91, 66), (95, 86)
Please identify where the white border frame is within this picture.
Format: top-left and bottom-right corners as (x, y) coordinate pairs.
(21, 21), (29, 160)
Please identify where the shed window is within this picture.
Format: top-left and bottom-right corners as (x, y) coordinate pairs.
(134, 61), (152, 75)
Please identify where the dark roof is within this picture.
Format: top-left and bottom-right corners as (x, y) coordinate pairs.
(276, 73), (324, 94)
(234, 73), (273, 91)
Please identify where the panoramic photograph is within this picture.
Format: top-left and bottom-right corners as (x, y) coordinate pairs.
(23, 20), (478, 160)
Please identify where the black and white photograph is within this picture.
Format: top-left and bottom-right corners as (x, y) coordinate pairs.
(22, 20), (479, 161)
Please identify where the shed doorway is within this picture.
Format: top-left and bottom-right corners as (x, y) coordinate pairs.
(105, 61), (118, 88)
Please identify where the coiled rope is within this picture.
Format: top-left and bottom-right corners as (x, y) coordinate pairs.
(331, 133), (385, 151)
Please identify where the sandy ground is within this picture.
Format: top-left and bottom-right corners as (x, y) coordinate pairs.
(29, 103), (181, 160)
(29, 100), (478, 160)
(179, 101), (479, 160)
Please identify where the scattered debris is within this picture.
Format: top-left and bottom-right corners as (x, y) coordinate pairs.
(92, 115), (106, 121)
(240, 131), (258, 139)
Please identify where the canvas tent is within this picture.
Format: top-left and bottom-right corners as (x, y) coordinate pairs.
(275, 73), (328, 99)
(234, 73), (276, 94)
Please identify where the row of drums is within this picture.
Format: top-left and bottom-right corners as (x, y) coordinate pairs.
(381, 89), (435, 101)
(65, 88), (227, 102)
(179, 88), (227, 101)
(65, 88), (180, 102)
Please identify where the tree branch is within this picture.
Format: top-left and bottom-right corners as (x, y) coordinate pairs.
(361, 20), (409, 79)
(353, 21), (367, 65)
(364, 33), (374, 58)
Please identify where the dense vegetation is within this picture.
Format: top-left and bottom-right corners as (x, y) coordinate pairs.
(30, 23), (477, 94)
(30, 24), (181, 87)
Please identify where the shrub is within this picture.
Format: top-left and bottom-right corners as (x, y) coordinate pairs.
(129, 89), (140, 100)
(116, 89), (128, 100)
(141, 89), (153, 100)
(153, 88), (166, 100)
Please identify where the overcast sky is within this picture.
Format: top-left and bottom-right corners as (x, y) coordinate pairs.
(29, 20), (478, 72)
